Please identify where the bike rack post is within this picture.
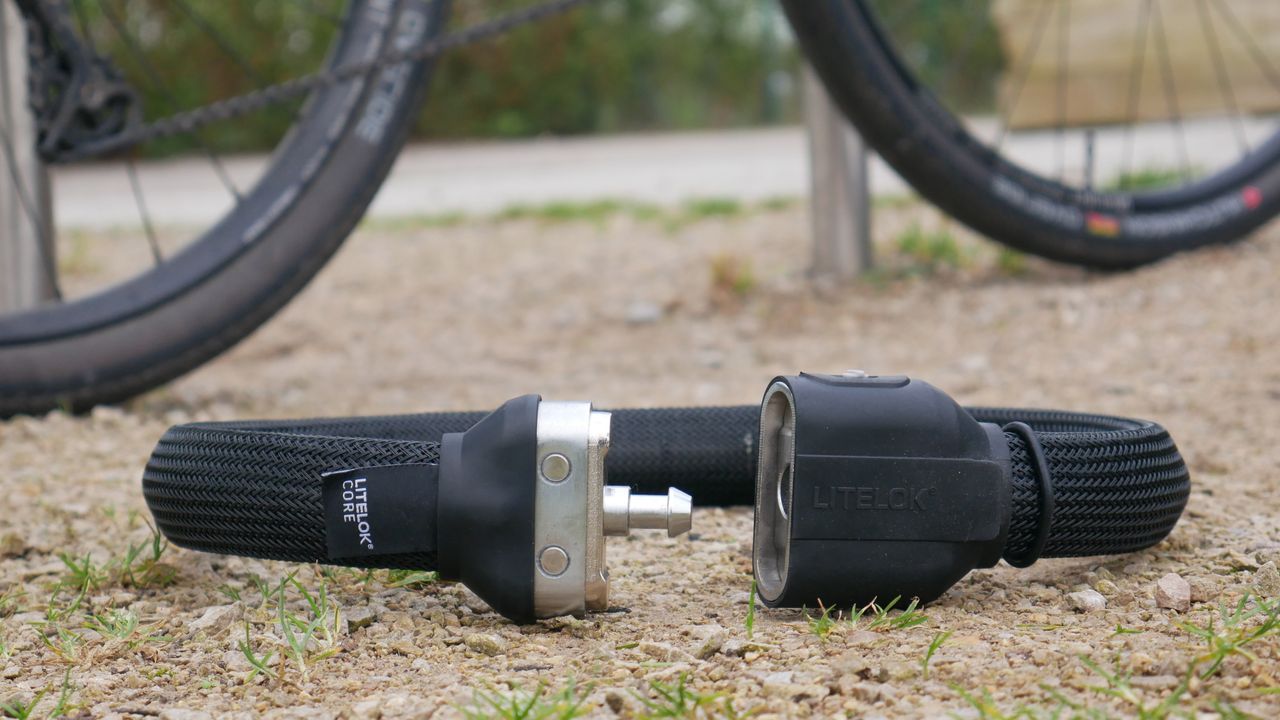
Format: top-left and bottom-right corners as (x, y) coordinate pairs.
(0, 3), (55, 313)
(803, 64), (872, 280)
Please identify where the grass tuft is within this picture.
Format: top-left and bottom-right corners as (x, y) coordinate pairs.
(804, 601), (840, 642)
(633, 674), (751, 719)
(460, 681), (587, 720)
(1179, 593), (1280, 679)
(921, 629), (952, 679)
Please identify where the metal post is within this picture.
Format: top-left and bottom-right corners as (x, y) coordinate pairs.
(0, 2), (55, 313)
(803, 64), (871, 280)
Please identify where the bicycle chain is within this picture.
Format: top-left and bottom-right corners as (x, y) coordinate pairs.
(55, 0), (598, 162)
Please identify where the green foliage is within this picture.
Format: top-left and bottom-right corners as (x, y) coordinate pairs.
(1079, 656), (1190, 720)
(1106, 168), (1202, 192)
(237, 623), (278, 684)
(866, 0), (1005, 113)
(744, 579), (757, 640)
(58, 524), (174, 593)
(118, 524), (176, 589)
(57, 554), (107, 594)
(1, 670), (74, 720)
(633, 674), (750, 719)
(84, 609), (167, 649)
(864, 596), (929, 631)
(895, 225), (965, 272)
(804, 601), (839, 642)
(275, 575), (342, 680)
(921, 629), (952, 679)
(951, 595), (1280, 718)
(384, 570), (439, 589)
(460, 681), (588, 720)
(1179, 593), (1280, 679)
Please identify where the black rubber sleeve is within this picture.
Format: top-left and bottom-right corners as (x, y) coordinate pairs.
(142, 406), (1188, 568)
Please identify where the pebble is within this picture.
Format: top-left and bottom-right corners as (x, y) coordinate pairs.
(463, 633), (507, 657)
(1253, 562), (1280, 596)
(625, 300), (663, 325)
(763, 678), (830, 701)
(1068, 589), (1107, 613)
(1155, 573), (1191, 612)
(0, 533), (26, 558)
(693, 629), (727, 659)
(638, 640), (695, 663)
(345, 605), (380, 631)
(187, 604), (238, 636)
(1094, 579), (1119, 596)
(1188, 576), (1218, 604)
(159, 710), (213, 720)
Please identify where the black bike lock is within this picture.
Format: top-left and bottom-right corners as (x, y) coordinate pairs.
(753, 373), (1013, 609)
(142, 372), (1188, 623)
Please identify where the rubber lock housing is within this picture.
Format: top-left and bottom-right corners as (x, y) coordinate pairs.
(439, 395), (541, 623)
(753, 374), (1011, 608)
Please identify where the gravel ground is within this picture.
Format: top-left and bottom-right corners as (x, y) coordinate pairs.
(2, 201), (1279, 718)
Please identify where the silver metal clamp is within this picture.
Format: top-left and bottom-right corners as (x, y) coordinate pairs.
(532, 401), (693, 617)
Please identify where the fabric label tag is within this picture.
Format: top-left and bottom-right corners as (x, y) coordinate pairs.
(322, 463), (437, 560)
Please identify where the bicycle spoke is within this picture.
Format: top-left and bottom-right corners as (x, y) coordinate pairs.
(1196, 0), (1248, 154)
(1084, 128), (1096, 191)
(1209, 0), (1280, 95)
(125, 160), (162, 266)
(98, 0), (244, 202)
(1151, 0), (1191, 176)
(167, 0), (269, 88)
(1055, 0), (1069, 181)
(994, 0), (1054, 151)
(1120, 0), (1152, 188)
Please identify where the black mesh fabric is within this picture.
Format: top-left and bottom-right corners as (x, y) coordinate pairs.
(142, 405), (1188, 569)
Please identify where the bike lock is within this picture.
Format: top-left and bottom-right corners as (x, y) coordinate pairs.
(142, 373), (1189, 623)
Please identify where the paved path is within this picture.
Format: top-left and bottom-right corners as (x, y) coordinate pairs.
(49, 118), (1272, 230)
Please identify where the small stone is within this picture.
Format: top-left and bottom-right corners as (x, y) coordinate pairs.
(159, 710), (214, 720)
(833, 651), (870, 677)
(345, 605), (379, 631)
(1, 665), (19, 679)
(762, 679), (829, 702)
(693, 629), (726, 660)
(1094, 579), (1119, 596)
(1188, 577), (1218, 604)
(0, 532), (26, 558)
(1068, 589), (1107, 613)
(625, 301), (663, 325)
(1155, 573), (1191, 612)
(1253, 562), (1280, 596)
(188, 604), (238, 636)
(638, 641), (694, 663)
(345, 697), (384, 720)
(463, 633), (507, 657)
(847, 630), (881, 646)
(1224, 550), (1260, 571)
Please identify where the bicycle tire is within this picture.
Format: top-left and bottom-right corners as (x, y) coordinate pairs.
(782, 0), (1280, 268)
(0, 0), (450, 417)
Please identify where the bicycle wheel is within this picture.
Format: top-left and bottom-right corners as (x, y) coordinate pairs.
(0, 0), (449, 418)
(783, 0), (1280, 268)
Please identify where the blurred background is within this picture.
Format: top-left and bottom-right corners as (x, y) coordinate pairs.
(88, 0), (1006, 155)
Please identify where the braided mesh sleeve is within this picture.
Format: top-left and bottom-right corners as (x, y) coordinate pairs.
(142, 405), (1187, 568)
(966, 408), (1190, 561)
(143, 424), (442, 569)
